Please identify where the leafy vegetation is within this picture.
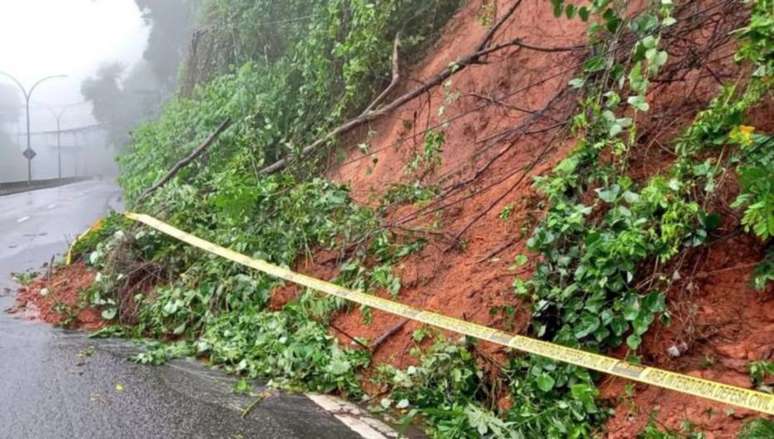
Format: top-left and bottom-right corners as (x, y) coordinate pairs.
(738, 418), (774, 439)
(75, 0), (458, 408)
(376, 339), (509, 438)
(638, 417), (706, 439)
(68, 213), (131, 263)
(71, 0), (773, 437)
(512, 0), (771, 435)
(732, 133), (773, 240)
(748, 360), (774, 392)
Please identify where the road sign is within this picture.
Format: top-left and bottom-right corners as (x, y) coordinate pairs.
(22, 148), (36, 160)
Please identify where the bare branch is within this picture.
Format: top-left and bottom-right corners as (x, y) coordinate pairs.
(369, 319), (409, 352)
(137, 119), (232, 203)
(259, 36), (582, 174)
(361, 32), (402, 116)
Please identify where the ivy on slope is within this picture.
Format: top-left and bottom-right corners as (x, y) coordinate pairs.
(513, 0), (771, 437)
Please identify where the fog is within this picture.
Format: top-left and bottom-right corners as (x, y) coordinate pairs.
(0, 0), (194, 183)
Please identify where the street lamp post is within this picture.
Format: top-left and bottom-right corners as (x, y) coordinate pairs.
(44, 105), (70, 179)
(0, 72), (67, 183)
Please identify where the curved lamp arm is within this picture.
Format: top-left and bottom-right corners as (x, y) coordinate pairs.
(28, 74), (68, 100)
(0, 72), (67, 102)
(0, 70), (29, 99)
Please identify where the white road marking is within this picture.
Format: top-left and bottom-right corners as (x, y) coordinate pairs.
(305, 393), (399, 439)
(16, 216), (30, 223)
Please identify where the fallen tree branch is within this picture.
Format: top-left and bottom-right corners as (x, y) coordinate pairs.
(446, 131), (564, 250)
(259, 0), (580, 175)
(330, 322), (370, 350)
(476, 238), (519, 263)
(478, 0), (524, 51)
(137, 119), (232, 203)
(370, 319), (409, 352)
(360, 32), (402, 116)
(260, 37), (581, 174)
(695, 262), (760, 279)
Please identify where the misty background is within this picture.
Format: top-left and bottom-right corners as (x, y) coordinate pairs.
(0, 0), (195, 183)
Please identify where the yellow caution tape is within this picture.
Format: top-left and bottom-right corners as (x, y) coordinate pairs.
(65, 219), (103, 265)
(126, 212), (774, 415)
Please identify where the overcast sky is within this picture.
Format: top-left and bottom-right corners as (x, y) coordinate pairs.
(0, 0), (149, 130)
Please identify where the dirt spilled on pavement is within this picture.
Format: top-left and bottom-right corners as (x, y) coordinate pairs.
(11, 261), (105, 330)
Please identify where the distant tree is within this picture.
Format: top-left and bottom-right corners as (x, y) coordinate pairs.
(134, 0), (196, 92)
(80, 0), (196, 149)
(81, 63), (131, 147)
(81, 61), (164, 150)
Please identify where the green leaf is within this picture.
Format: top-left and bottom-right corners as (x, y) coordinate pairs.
(569, 77), (585, 88)
(627, 95), (650, 112)
(513, 278), (529, 295)
(597, 185), (621, 203)
(623, 296), (641, 321)
(642, 291), (666, 313)
(604, 91), (621, 108)
(101, 308), (117, 320)
(551, 0), (564, 17)
(604, 9), (621, 32)
(571, 383), (598, 412)
(610, 317), (626, 336)
(641, 35), (658, 49)
(632, 311), (655, 335)
(653, 50), (668, 68)
(628, 63), (647, 93)
(578, 6), (590, 22)
(623, 191), (640, 204)
(626, 333), (642, 349)
(565, 4), (576, 19)
(327, 357), (352, 375)
(700, 211), (721, 231)
(574, 313), (601, 338)
(536, 373), (556, 392)
(583, 55), (606, 73)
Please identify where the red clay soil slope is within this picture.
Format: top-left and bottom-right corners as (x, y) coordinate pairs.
(282, 0), (772, 436)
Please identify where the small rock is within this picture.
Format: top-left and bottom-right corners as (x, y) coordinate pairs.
(666, 341), (689, 358)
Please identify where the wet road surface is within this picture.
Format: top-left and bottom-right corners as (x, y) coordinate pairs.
(0, 181), (384, 439)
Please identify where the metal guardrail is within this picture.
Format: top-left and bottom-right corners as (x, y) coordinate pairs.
(0, 177), (91, 196)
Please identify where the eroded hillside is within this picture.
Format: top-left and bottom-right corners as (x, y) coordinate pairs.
(16, 1), (773, 437)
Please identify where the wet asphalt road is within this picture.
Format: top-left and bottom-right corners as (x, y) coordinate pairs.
(0, 181), (369, 439)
